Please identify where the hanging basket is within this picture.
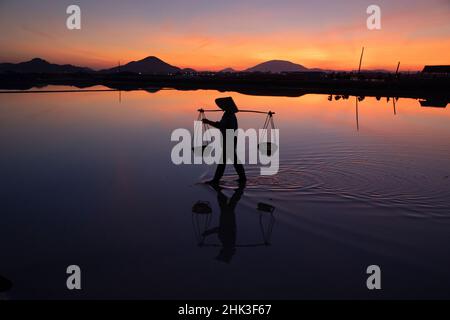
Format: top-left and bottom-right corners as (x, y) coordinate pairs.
(258, 142), (278, 157)
(257, 111), (278, 157)
(192, 109), (215, 158)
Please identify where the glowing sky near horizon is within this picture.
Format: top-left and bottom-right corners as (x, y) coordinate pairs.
(0, 0), (449, 71)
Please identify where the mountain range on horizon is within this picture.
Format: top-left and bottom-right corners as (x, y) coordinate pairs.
(219, 67), (237, 73)
(99, 56), (181, 74)
(245, 60), (309, 73)
(0, 58), (93, 74)
(0, 56), (398, 74)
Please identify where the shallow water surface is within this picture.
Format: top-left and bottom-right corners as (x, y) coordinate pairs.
(1, 87), (450, 299)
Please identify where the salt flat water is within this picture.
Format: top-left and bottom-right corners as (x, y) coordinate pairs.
(1, 86), (450, 299)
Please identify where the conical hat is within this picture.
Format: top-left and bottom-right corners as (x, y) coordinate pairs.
(215, 97), (238, 113)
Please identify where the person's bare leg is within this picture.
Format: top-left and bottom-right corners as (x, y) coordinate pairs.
(234, 163), (246, 182)
(233, 146), (246, 182)
(211, 163), (226, 183)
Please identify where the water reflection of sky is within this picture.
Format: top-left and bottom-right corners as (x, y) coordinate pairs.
(0, 87), (449, 299)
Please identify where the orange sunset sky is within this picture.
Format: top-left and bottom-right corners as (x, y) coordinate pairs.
(0, 0), (449, 71)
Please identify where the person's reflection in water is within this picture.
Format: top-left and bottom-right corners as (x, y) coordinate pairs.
(202, 183), (245, 263)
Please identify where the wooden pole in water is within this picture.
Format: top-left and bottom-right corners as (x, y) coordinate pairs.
(358, 47), (365, 74)
(395, 61), (400, 75)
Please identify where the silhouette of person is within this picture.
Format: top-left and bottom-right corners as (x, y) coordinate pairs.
(202, 183), (245, 263)
(202, 97), (246, 184)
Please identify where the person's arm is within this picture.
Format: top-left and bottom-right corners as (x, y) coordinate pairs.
(202, 118), (221, 129)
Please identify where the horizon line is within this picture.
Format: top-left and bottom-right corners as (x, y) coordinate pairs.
(0, 55), (428, 73)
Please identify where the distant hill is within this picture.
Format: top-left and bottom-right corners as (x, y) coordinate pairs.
(101, 56), (180, 74)
(182, 68), (196, 73)
(219, 68), (236, 73)
(245, 60), (309, 73)
(0, 58), (93, 73)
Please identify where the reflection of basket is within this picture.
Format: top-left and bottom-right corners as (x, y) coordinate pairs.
(192, 203), (212, 247)
(257, 202), (275, 213)
(192, 201), (212, 214)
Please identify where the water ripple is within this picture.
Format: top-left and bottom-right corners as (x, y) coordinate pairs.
(219, 141), (450, 217)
